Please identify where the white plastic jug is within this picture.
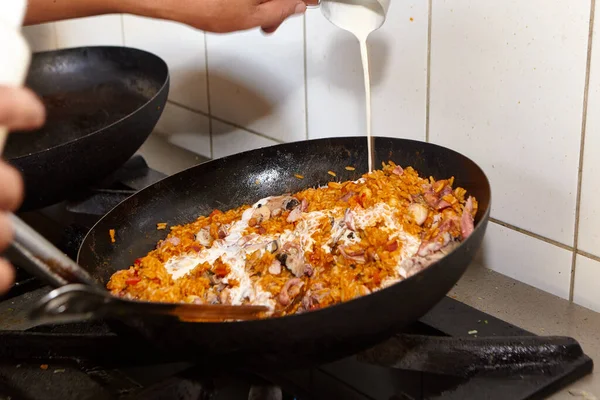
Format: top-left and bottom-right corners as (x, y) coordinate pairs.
(312, 0), (390, 41)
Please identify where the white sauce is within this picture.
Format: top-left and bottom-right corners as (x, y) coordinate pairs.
(320, 0), (387, 171)
(352, 203), (421, 262)
(295, 211), (328, 252)
(164, 197), (276, 308)
(361, 40), (374, 172)
(163, 195), (421, 309)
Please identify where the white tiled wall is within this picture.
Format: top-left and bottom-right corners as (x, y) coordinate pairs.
(22, 23), (56, 52)
(207, 18), (306, 143)
(123, 16), (208, 113)
(429, 0), (589, 247)
(21, 1), (600, 312)
(55, 15), (123, 48)
(306, 0), (428, 140)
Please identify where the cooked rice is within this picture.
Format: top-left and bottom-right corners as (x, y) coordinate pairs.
(107, 162), (478, 316)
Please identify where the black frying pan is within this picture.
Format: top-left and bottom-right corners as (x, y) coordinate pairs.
(5, 46), (169, 211)
(76, 136), (491, 370)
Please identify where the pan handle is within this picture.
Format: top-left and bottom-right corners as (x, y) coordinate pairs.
(29, 283), (189, 325)
(29, 284), (269, 326)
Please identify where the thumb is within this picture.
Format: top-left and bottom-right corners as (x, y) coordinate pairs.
(255, 0), (306, 31)
(0, 86), (45, 131)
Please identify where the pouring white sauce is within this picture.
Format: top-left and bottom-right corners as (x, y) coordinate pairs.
(320, 0), (390, 171)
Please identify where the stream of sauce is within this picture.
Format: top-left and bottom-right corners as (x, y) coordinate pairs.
(360, 39), (375, 171)
(321, 0), (386, 171)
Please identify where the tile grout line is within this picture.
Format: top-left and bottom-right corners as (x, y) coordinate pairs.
(424, 0), (433, 143)
(569, 0), (596, 302)
(52, 21), (59, 50)
(577, 250), (600, 263)
(203, 32), (214, 159)
(120, 14), (125, 46)
(167, 99), (207, 115)
(303, 14), (310, 141)
(488, 218), (573, 252)
(465, 219), (600, 268)
(209, 115), (285, 144)
(167, 100), (285, 145)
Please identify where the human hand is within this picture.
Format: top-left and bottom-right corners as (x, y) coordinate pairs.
(0, 86), (45, 293)
(26, 0), (320, 34)
(149, 0), (317, 34)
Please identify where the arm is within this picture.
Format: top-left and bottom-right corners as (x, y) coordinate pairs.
(24, 0), (139, 26)
(24, 0), (309, 33)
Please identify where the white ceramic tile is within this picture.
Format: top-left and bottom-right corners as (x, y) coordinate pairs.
(573, 255), (600, 313)
(305, 2), (427, 140)
(578, 15), (600, 258)
(123, 15), (208, 113)
(154, 103), (211, 158)
(475, 222), (572, 299)
(212, 119), (278, 159)
(22, 23), (57, 52)
(429, 1), (590, 245)
(206, 17), (305, 143)
(55, 15), (123, 48)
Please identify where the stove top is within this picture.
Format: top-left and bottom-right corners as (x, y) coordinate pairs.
(0, 155), (593, 400)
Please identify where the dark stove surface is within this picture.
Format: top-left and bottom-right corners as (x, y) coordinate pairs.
(0, 296), (592, 400)
(0, 156), (593, 400)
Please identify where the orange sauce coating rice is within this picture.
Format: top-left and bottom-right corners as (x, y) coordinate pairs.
(107, 162), (478, 316)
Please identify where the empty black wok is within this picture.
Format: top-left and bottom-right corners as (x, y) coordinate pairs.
(77, 136), (491, 370)
(5, 46), (169, 211)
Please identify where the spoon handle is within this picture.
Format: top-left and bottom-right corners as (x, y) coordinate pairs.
(9, 214), (98, 287)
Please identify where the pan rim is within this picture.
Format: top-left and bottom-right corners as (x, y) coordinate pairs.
(77, 136), (492, 325)
(6, 45), (170, 161)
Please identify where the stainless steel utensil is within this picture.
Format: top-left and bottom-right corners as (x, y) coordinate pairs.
(30, 283), (269, 324)
(13, 213), (270, 323)
(10, 214), (99, 287)
(11, 215), (269, 324)
(10, 215), (269, 323)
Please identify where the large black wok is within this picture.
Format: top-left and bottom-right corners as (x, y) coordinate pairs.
(5, 46), (169, 211)
(77, 136), (491, 370)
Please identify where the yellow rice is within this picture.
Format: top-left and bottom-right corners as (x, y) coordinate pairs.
(107, 162), (477, 316)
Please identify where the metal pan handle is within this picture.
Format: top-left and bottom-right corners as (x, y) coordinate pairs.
(29, 284), (270, 326)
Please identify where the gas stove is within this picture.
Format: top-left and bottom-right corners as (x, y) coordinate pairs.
(0, 155), (593, 400)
